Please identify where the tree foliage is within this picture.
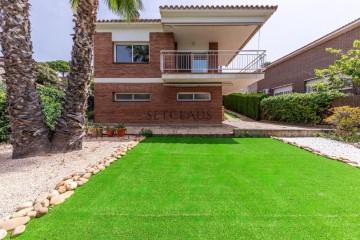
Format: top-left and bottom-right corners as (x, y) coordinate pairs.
(35, 63), (60, 86)
(46, 60), (70, 77)
(70, 0), (143, 21)
(312, 39), (360, 95)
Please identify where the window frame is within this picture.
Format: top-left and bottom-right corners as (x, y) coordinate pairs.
(114, 93), (151, 102)
(114, 43), (150, 64)
(176, 92), (211, 102)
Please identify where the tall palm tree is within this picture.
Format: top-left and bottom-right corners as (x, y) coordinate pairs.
(0, 0), (51, 158)
(51, 0), (143, 152)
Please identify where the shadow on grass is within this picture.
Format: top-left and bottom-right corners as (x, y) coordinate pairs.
(141, 136), (240, 144)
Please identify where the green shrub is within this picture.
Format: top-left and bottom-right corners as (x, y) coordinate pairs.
(0, 85), (65, 141)
(260, 91), (346, 124)
(223, 93), (267, 121)
(139, 128), (153, 137)
(0, 91), (10, 142)
(325, 106), (360, 133)
(35, 63), (60, 86)
(37, 85), (65, 131)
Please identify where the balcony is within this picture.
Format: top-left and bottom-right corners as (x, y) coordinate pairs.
(160, 50), (266, 74)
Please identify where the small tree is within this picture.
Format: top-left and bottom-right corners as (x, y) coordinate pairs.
(312, 39), (360, 95)
(46, 60), (70, 77)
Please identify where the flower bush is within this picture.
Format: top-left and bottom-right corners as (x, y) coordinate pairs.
(325, 106), (360, 133)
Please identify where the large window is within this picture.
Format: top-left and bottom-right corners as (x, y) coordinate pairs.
(114, 93), (151, 102)
(177, 92), (211, 102)
(115, 44), (149, 63)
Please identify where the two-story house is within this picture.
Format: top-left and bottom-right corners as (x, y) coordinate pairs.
(94, 5), (277, 125)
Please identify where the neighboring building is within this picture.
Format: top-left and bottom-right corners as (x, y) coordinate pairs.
(0, 57), (4, 82)
(257, 18), (360, 96)
(94, 5), (277, 125)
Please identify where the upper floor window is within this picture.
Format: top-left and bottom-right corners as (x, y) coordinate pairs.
(114, 44), (149, 63)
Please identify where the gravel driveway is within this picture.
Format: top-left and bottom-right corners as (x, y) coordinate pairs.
(0, 137), (135, 221)
(279, 137), (360, 164)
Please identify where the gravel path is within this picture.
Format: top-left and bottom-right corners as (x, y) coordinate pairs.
(0, 137), (136, 221)
(279, 137), (360, 164)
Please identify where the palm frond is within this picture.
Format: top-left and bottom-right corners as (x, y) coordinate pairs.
(69, 0), (80, 11)
(104, 0), (143, 21)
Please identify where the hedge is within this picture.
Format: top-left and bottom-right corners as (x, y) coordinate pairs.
(223, 93), (268, 121)
(0, 85), (65, 142)
(260, 91), (346, 124)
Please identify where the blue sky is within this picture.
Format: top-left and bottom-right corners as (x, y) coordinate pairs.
(23, 0), (360, 62)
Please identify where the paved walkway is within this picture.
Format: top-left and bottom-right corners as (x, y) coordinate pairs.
(123, 112), (330, 136)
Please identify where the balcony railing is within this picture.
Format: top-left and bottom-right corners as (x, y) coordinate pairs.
(160, 50), (266, 74)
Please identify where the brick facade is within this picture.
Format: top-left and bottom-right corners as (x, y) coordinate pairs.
(94, 30), (223, 125)
(258, 26), (360, 95)
(94, 32), (175, 78)
(94, 83), (223, 125)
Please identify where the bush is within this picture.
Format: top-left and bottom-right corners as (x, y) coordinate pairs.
(223, 93), (267, 121)
(35, 63), (60, 86)
(139, 128), (153, 137)
(37, 85), (65, 131)
(325, 106), (360, 133)
(0, 92), (10, 142)
(260, 91), (345, 124)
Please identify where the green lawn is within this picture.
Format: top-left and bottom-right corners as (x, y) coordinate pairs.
(18, 137), (360, 239)
(224, 111), (239, 119)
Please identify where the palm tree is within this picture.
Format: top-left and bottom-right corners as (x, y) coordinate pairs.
(0, 0), (51, 158)
(51, 0), (143, 152)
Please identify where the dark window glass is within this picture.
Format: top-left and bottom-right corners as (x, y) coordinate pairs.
(133, 45), (149, 63)
(177, 93), (194, 101)
(194, 93), (211, 101)
(116, 45), (132, 63)
(115, 93), (132, 101)
(134, 93), (150, 101)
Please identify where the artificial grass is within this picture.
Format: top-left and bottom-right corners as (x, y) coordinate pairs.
(224, 111), (239, 119)
(17, 137), (360, 239)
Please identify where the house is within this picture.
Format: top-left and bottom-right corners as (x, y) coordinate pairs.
(94, 5), (277, 125)
(257, 18), (360, 96)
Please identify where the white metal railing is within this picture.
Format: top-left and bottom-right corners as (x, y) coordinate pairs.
(160, 50), (266, 73)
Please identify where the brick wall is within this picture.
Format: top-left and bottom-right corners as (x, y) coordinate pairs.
(94, 32), (175, 78)
(94, 83), (223, 125)
(258, 26), (360, 94)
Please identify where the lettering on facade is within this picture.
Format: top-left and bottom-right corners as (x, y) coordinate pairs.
(147, 110), (211, 121)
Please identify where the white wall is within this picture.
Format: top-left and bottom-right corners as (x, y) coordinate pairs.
(97, 24), (163, 42)
(176, 41), (209, 51)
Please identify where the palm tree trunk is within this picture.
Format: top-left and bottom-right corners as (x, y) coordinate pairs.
(51, 0), (98, 152)
(0, 0), (51, 158)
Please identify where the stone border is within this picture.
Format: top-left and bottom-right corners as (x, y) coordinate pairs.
(271, 137), (360, 167)
(0, 136), (145, 239)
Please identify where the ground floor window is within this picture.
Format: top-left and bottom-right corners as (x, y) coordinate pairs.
(114, 93), (151, 102)
(273, 85), (293, 96)
(177, 92), (211, 102)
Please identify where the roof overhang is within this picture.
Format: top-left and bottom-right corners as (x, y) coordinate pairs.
(162, 73), (264, 95)
(160, 6), (277, 52)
